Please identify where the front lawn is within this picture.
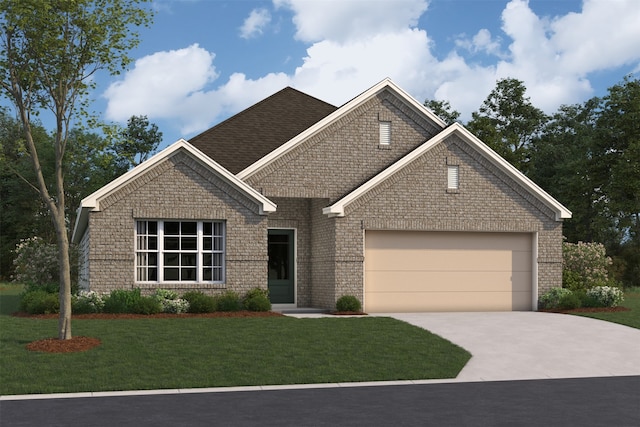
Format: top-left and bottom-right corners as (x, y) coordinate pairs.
(0, 285), (471, 395)
(570, 288), (640, 329)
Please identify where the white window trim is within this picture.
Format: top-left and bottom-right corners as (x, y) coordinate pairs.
(135, 220), (225, 284)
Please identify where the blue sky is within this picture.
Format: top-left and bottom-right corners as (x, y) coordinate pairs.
(84, 0), (640, 148)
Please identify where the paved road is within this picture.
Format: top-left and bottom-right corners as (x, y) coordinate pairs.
(2, 376), (639, 426)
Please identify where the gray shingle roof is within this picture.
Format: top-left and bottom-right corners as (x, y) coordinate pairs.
(189, 87), (337, 174)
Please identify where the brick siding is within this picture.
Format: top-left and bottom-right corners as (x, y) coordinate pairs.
(83, 151), (268, 296)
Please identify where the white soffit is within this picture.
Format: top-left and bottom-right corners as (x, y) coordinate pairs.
(323, 123), (572, 221)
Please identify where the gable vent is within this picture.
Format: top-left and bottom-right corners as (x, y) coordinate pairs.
(379, 121), (391, 145)
(447, 165), (459, 190)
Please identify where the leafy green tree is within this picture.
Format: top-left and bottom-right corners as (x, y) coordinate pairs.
(0, 110), (55, 279)
(528, 98), (615, 244)
(593, 75), (640, 286)
(424, 99), (460, 125)
(113, 115), (163, 168)
(0, 0), (152, 339)
(1, 110), (130, 281)
(467, 78), (548, 173)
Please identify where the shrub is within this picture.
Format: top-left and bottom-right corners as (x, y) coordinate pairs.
(132, 296), (163, 315)
(243, 288), (271, 312)
(557, 292), (582, 310)
(586, 286), (625, 308)
(20, 290), (59, 314)
(153, 289), (189, 314)
(103, 288), (142, 314)
(215, 291), (242, 312)
(336, 295), (362, 312)
(563, 241), (612, 290)
(183, 291), (217, 313)
(72, 291), (105, 314)
(574, 290), (602, 308)
(12, 237), (78, 290)
(538, 287), (573, 310)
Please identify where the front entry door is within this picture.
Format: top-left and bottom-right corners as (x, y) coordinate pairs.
(268, 229), (295, 304)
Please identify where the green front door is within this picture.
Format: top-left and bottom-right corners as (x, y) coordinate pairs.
(267, 229), (295, 304)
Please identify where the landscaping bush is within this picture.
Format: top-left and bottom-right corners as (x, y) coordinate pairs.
(19, 290), (59, 314)
(153, 289), (189, 314)
(242, 288), (271, 312)
(573, 290), (602, 308)
(132, 296), (163, 315)
(557, 292), (582, 310)
(12, 236), (78, 290)
(183, 291), (217, 313)
(72, 291), (105, 314)
(563, 241), (612, 291)
(336, 295), (362, 312)
(538, 287), (573, 310)
(586, 286), (625, 308)
(103, 288), (142, 314)
(215, 291), (242, 312)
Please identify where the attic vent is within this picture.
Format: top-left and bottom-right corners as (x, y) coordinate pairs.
(379, 121), (391, 145)
(447, 165), (459, 190)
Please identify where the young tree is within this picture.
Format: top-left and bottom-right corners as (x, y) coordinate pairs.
(467, 78), (548, 173)
(0, 0), (152, 339)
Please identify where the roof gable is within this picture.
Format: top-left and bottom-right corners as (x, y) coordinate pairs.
(237, 78), (447, 180)
(323, 123), (572, 221)
(189, 87), (337, 174)
(71, 140), (276, 243)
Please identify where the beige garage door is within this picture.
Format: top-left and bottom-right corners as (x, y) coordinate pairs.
(364, 231), (533, 312)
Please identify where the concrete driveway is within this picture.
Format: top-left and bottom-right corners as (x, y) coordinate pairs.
(382, 312), (640, 382)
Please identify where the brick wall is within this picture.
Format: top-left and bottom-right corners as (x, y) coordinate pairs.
(85, 151), (268, 295)
(247, 90), (441, 202)
(333, 134), (563, 302)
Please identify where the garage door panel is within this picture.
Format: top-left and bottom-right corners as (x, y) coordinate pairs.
(364, 231), (533, 312)
(366, 249), (528, 272)
(366, 231), (532, 252)
(365, 271), (529, 293)
(365, 291), (529, 312)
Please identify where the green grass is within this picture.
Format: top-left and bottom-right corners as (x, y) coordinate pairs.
(0, 284), (471, 395)
(571, 288), (640, 329)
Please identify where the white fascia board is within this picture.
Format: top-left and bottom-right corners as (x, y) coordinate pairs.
(237, 78), (447, 180)
(450, 124), (572, 221)
(71, 139), (276, 243)
(322, 129), (450, 218)
(324, 123), (572, 221)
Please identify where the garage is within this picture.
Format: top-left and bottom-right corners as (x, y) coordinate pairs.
(364, 231), (534, 312)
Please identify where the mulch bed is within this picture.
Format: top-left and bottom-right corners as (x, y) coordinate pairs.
(26, 336), (102, 353)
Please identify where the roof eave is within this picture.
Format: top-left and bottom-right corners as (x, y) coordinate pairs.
(323, 123), (572, 222)
(70, 139), (277, 243)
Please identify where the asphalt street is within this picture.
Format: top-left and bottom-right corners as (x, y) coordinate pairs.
(2, 376), (639, 426)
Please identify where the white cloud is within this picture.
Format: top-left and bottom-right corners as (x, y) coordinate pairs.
(239, 8), (272, 39)
(274, 0), (429, 43)
(290, 29), (438, 106)
(455, 29), (503, 57)
(104, 0), (640, 138)
(104, 44), (219, 133)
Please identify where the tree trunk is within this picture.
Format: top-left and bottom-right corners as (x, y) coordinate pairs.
(55, 218), (72, 340)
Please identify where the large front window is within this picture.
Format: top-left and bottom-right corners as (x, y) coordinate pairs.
(135, 220), (225, 283)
